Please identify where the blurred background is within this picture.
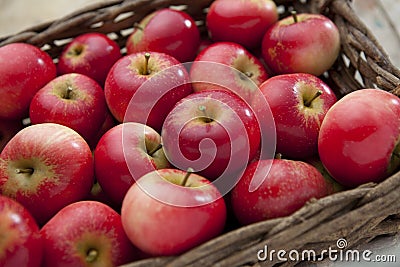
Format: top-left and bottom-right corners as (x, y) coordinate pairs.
(0, 0), (399, 67)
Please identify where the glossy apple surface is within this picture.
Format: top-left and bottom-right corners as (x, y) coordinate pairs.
(41, 201), (139, 267)
(126, 8), (200, 62)
(121, 169), (226, 256)
(104, 52), (192, 132)
(0, 195), (43, 267)
(190, 42), (268, 104)
(252, 73), (337, 159)
(94, 122), (170, 207)
(29, 73), (107, 142)
(0, 123), (94, 225)
(0, 43), (56, 120)
(161, 89), (261, 181)
(57, 32), (122, 85)
(207, 0), (278, 49)
(318, 89), (400, 187)
(231, 159), (333, 225)
(262, 13), (340, 76)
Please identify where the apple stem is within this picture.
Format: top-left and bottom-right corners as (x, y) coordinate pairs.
(198, 105), (213, 123)
(15, 168), (34, 174)
(181, 168), (194, 186)
(143, 52), (151, 75)
(65, 85), (73, 100)
(291, 10), (298, 23)
(304, 90), (323, 107)
(86, 248), (99, 263)
(148, 143), (163, 156)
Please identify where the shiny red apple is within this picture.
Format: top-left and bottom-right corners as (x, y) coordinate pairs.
(0, 195), (43, 267)
(126, 8), (200, 62)
(0, 123), (94, 225)
(0, 43), (56, 120)
(57, 32), (122, 85)
(121, 169), (226, 256)
(262, 12), (340, 76)
(29, 73), (107, 142)
(206, 0), (278, 49)
(318, 89), (400, 187)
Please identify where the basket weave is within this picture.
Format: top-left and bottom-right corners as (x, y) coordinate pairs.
(2, 0), (400, 266)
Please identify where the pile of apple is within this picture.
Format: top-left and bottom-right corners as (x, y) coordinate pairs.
(1, 0), (400, 266)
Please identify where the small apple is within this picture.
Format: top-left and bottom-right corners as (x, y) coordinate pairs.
(190, 42), (268, 104)
(206, 0), (278, 49)
(231, 159), (333, 225)
(0, 118), (24, 152)
(318, 89), (400, 187)
(0, 123), (94, 225)
(0, 43), (56, 120)
(57, 32), (122, 85)
(40, 200), (140, 267)
(94, 122), (170, 208)
(0, 195), (43, 267)
(161, 89), (261, 182)
(121, 168), (226, 256)
(252, 73), (337, 159)
(262, 12), (341, 76)
(29, 73), (107, 142)
(104, 52), (192, 132)
(126, 8), (200, 62)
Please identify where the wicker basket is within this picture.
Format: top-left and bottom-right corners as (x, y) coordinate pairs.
(2, 0), (400, 266)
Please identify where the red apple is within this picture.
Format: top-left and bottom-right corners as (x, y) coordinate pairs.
(104, 52), (192, 132)
(0, 43), (56, 120)
(252, 73), (337, 159)
(161, 89), (261, 184)
(0, 118), (24, 152)
(318, 89), (400, 187)
(231, 159), (333, 225)
(57, 32), (122, 85)
(121, 168), (226, 256)
(206, 0), (278, 49)
(190, 42), (268, 104)
(0, 123), (94, 225)
(262, 12), (340, 76)
(0, 195), (43, 267)
(40, 200), (140, 267)
(29, 73), (107, 142)
(94, 122), (170, 208)
(126, 8), (200, 62)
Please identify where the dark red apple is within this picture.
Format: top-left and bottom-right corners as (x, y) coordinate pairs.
(252, 73), (337, 159)
(104, 52), (192, 132)
(318, 89), (400, 187)
(206, 0), (278, 49)
(94, 122), (170, 207)
(161, 89), (261, 184)
(57, 32), (122, 85)
(0, 43), (56, 120)
(126, 8), (200, 62)
(0, 195), (43, 267)
(41, 200), (140, 267)
(29, 73), (107, 142)
(231, 159), (333, 225)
